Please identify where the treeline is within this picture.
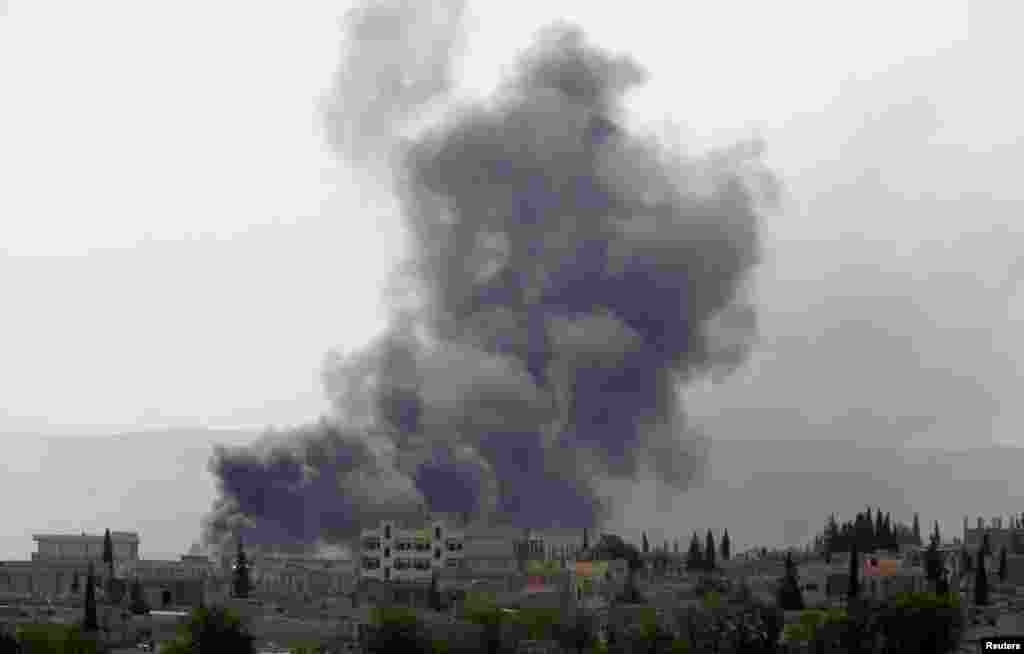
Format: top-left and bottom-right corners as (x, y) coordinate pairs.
(815, 508), (923, 556)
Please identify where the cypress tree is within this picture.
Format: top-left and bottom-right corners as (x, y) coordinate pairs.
(233, 539), (251, 599)
(102, 529), (114, 573)
(642, 532), (649, 554)
(686, 533), (703, 571)
(933, 521), (941, 546)
(720, 529), (731, 561)
(83, 562), (99, 632)
(704, 530), (716, 571)
(847, 543), (859, 601)
(130, 577), (149, 615)
(999, 546), (1008, 583)
(924, 538), (943, 591)
(975, 547), (989, 606)
(777, 552), (804, 610)
(913, 513), (922, 546)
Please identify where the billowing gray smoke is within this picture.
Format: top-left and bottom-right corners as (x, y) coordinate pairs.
(203, 0), (777, 553)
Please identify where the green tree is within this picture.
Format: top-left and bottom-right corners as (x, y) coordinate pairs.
(975, 548), (989, 606)
(999, 546), (1009, 583)
(913, 513), (922, 545)
(720, 529), (731, 561)
(233, 539), (251, 599)
(83, 562), (99, 633)
(366, 608), (431, 654)
(166, 605), (256, 654)
(847, 544), (859, 601)
(703, 531), (716, 571)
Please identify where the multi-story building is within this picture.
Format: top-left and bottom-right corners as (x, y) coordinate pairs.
(358, 519), (464, 583)
(31, 531), (140, 563)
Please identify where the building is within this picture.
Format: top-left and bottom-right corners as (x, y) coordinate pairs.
(963, 515), (1024, 555)
(250, 554), (355, 599)
(32, 532), (140, 563)
(358, 518), (465, 583)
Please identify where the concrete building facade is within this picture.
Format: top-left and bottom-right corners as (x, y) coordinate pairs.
(358, 519), (465, 583)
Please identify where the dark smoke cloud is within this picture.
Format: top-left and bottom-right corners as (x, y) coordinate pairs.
(204, 1), (777, 550)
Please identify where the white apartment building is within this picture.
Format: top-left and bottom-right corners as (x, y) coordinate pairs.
(358, 519), (465, 583)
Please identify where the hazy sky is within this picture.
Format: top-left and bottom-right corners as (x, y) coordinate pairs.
(2, 1), (1023, 557)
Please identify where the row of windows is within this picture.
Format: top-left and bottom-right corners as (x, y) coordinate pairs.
(391, 559), (433, 571)
(366, 525), (449, 542)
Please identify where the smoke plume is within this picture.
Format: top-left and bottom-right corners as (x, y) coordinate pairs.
(203, 0), (777, 552)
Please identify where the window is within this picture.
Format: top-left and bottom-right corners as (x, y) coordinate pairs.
(393, 559), (411, 570)
(362, 538), (380, 550)
(435, 548), (441, 559)
(385, 525), (391, 539)
(362, 557), (381, 570)
(415, 542), (430, 552)
(384, 547), (390, 558)
(414, 560), (431, 570)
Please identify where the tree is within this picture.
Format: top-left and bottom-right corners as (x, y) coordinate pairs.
(975, 548), (989, 606)
(102, 529), (114, 574)
(933, 521), (941, 545)
(847, 544), (859, 601)
(925, 538), (944, 591)
(168, 605), (256, 654)
(641, 532), (649, 554)
(82, 562), (99, 632)
(0, 627), (20, 654)
(130, 578), (150, 615)
(686, 532), (703, 571)
(913, 513), (922, 546)
(233, 539), (251, 599)
(777, 552), (804, 610)
(704, 530), (716, 571)
(592, 534), (643, 603)
(71, 570), (81, 594)
(720, 529), (731, 561)
(982, 532), (992, 558)
(428, 572), (442, 612)
(961, 547), (972, 575)
(583, 528), (589, 551)
(999, 546), (1008, 583)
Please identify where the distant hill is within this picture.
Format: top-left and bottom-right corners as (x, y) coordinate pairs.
(3, 427), (1021, 560)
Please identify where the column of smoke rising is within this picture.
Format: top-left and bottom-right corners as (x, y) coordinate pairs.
(202, 0), (777, 555)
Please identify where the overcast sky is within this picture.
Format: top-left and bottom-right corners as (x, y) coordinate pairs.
(1, 1), (1022, 555)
